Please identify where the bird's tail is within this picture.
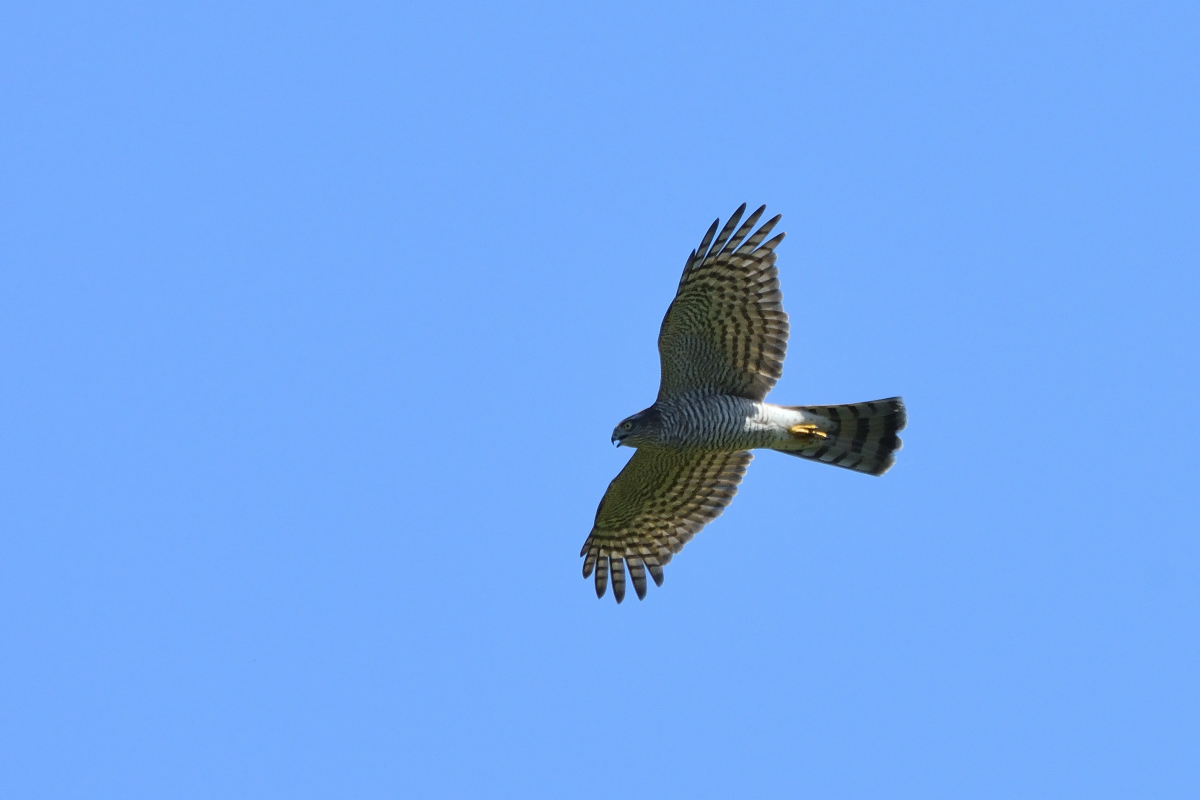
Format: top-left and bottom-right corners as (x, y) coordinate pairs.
(775, 397), (906, 476)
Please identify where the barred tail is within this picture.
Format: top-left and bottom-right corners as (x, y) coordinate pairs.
(778, 397), (906, 476)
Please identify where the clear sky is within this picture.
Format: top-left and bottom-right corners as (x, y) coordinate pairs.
(3, 2), (1198, 798)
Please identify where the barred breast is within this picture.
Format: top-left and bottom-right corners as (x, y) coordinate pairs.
(656, 393), (783, 451)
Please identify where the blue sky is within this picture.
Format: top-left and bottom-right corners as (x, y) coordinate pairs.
(2, 2), (1198, 797)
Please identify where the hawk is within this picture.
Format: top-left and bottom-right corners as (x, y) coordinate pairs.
(582, 204), (906, 603)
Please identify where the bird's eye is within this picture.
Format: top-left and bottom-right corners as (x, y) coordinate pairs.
(622, 422), (633, 431)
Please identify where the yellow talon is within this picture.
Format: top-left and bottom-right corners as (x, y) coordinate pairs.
(788, 423), (827, 440)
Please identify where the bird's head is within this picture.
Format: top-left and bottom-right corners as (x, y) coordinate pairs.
(611, 406), (661, 448)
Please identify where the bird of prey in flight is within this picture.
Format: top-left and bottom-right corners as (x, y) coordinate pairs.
(582, 204), (905, 602)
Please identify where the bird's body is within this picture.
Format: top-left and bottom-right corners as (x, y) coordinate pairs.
(633, 394), (816, 451)
(582, 205), (906, 602)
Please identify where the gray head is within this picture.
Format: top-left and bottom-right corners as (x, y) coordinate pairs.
(611, 406), (662, 448)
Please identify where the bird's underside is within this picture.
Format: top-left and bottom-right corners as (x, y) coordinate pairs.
(581, 204), (906, 603)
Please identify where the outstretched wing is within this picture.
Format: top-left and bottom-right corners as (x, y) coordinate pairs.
(581, 448), (752, 603)
(657, 204), (789, 402)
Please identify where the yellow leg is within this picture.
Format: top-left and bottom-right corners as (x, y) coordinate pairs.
(788, 423), (827, 441)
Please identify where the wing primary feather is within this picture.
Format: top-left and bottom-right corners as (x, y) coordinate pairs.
(693, 219), (720, 264)
(682, 248), (699, 273)
(594, 554), (609, 599)
(627, 559), (647, 600)
(737, 213), (781, 253)
(724, 204), (766, 254)
(611, 558), (626, 603)
(707, 203), (746, 260)
(759, 231), (786, 255)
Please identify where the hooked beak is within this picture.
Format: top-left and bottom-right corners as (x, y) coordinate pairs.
(611, 433), (624, 447)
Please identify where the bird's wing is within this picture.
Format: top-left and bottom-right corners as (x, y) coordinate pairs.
(581, 447), (752, 602)
(656, 204), (789, 402)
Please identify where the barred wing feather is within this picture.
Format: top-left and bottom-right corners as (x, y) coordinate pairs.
(657, 204), (789, 402)
(581, 448), (752, 602)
